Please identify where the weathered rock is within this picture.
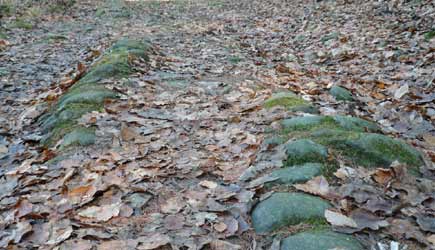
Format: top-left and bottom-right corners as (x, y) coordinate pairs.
(264, 92), (318, 113)
(285, 139), (328, 166)
(40, 38), (150, 148)
(281, 230), (363, 250)
(329, 85), (353, 101)
(268, 163), (322, 185)
(60, 127), (96, 148)
(281, 115), (380, 133)
(311, 130), (423, 170)
(251, 192), (330, 233)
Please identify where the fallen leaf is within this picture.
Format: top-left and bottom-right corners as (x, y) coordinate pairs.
(78, 202), (121, 221)
(325, 209), (358, 228)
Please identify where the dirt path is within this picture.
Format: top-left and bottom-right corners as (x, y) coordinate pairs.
(0, 0), (434, 249)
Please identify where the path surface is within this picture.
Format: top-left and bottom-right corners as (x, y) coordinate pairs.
(0, 0), (434, 249)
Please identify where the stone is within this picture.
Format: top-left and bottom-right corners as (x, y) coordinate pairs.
(251, 192), (330, 233)
(264, 92), (318, 113)
(282, 115), (379, 133)
(311, 130), (423, 171)
(268, 163), (322, 186)
(281, 230), (363, 250)
(285, 139), (328, 166)
(39, 38), (150, 149)
(60, 127), (96, 149)
(329, 85), (353, 101)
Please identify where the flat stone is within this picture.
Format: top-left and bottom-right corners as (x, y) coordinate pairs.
(281, 230), (363, 250)
(264, 92), (318, 113)
(329, 85), (354, 101)
(268, 163), (322, 185)
(285, 139), (328, 166)
(251, 192), (330, 233)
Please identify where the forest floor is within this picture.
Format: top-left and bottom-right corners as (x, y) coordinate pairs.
(0, 0), (434, 249)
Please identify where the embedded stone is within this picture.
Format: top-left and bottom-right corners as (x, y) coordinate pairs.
(329, 85), (353, 101)
(281, 230), (363, 250)
(264, 92), (317, 113)
(310, 130), (423, 170)
(281, 115), (380, 133)
(251, 192), (330, 233)
(285, 139), (328, 166)
(268, 163), (322, 185)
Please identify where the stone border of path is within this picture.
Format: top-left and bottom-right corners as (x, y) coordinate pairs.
(248, 91), (426, 250)
(37, 38), (151, 150)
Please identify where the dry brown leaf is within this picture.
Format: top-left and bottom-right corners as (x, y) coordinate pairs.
(325, 209), (358, 228)
(137, 233), (170, 250)
(294, 176), (331, 198)
(78, 202), (121, 221)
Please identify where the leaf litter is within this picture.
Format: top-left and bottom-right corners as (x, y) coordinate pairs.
(0, 0), (434, 249)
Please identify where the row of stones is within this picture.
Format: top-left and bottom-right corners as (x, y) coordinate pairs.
(38, 38), (151, 149)
(250, 91), (424, 250)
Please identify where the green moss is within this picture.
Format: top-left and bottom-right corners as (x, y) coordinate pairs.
(284, 139), (328, 166)
(310, 129), (423, 171)
(264, 92), (317, 113)
(267, 163), (323, 186)
(60, 127), (96, 149)
(424, 30), (435, 41)
(57, 87), (117, 110)
(13, 19), (33, 30)
(40, 38), (150, 149)
(41, 102), (102, 131)
(329, 85), (353, 101)
(281, 115), (380, 134)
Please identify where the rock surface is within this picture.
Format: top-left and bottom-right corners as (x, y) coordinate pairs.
(284, 139), (328, 166)
(251, 192), (330, 233)
(281, 230), (363, 250)
(264, 92), (317, 113)
(329, 85), (354, 101)
(268, 163), (322, 185)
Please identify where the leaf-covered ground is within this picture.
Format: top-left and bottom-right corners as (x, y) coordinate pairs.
(0, 0), (434, 249)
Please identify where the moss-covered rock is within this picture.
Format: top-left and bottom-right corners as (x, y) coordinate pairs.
(329, 85), (353, 101)
(281, 230), (363, 250)
(264, 92), (318, 113)
(310, 130), (423, 170)
(251, 192), (330, 233)
(285, 139), (328, 166)
(268, 163), (322, 186)
(60, 127), (96, 148)
(282, 115), (380, 134)
(40, 38), (150, 149)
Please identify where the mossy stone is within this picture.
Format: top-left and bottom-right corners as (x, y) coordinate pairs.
(264, 92), (318, 113)
(281, 115), (380, 133)
(424, 30), (435, 41)
(329, 85), (353, 101)
(268, 163), (322, 185)
(57, 88), (117, 110)
(310, 129), (423, 170)
(40, 102), (102, 132)
(251, 192), (331, 233)
(60, 127), (96, 149)
(285, 139), (328, 166)
(40, 38), (150, 149)
(281, 230), (363, 250)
